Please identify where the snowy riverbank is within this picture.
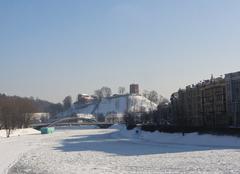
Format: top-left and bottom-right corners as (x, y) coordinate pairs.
(0, 128), (40, 138)
(112, 124), (240, 148)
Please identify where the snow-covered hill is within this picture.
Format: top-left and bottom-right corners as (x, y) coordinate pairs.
(58, 94), (157, 118)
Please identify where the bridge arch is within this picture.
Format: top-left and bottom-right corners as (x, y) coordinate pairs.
(48, 116), (97, 127)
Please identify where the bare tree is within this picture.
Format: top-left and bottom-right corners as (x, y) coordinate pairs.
(131, 97), (138, 112)
(118, 87), (126, 94)
(0, 94), (43, 137)
(63, 96), (72, 110)
(0, 97), (37, 137)
(47, 103), (63, 117)
(0, 100), (17, 137)
(100, 87), (112, 97)
(94, 87), (112, 99)
(148, 90), (159, 104)
(159, 95), (169, 105)
(94, 89), (103, 99)
(18, 99), (37, 128)
(142, 90), (149, 98)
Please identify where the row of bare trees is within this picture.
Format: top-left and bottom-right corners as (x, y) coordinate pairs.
(0, 94), (37, 137)
(94, 86), (112, 99)
(142, 90), (169, 104)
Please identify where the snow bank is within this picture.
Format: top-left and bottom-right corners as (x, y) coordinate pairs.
(111, 125), (240, 148)
(0, 128), (40, 138)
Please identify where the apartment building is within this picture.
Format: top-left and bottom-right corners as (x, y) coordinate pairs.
(225, 71), (240, 127)
(170, 76), (228, 128)
(201, 77), (227, 128)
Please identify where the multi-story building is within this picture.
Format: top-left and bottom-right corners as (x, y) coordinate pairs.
(170, 76), (228, 128)
(170, 84), (203, 127)
(185, 84), (203, 127)
(170, 89), (187, 126)
(170, 92), (179, 125)
(225, 71), (240, 127)
(201, 77), (227, 128)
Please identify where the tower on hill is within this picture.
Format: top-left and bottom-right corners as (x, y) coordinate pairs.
(130, 84), (139, 95)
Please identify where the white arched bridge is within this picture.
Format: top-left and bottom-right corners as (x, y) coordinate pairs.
(31, 116), (113, 130)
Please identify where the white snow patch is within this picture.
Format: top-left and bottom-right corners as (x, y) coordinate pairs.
(0, 128), (40, 138)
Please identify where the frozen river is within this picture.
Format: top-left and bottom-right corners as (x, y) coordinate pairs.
(1, 127), (240, 174)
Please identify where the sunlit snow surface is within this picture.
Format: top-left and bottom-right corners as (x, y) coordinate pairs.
(1, 126), (240, 174)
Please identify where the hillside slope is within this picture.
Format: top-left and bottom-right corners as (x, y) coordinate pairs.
(58, 94), (157, 118)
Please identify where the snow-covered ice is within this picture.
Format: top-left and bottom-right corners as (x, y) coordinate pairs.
(1, 125), (240, 174)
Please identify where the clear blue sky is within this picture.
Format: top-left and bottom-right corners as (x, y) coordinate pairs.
(1, 0), (240, 103)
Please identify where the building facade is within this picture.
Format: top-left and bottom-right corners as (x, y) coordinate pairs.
(170, 89), (187, 126)
(185, 84), (203, 127)
(170, 92), (179, 125)
(170, 76), (228, 128)
(225, 71), (240, 127)
(201, 77), (227, 128)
